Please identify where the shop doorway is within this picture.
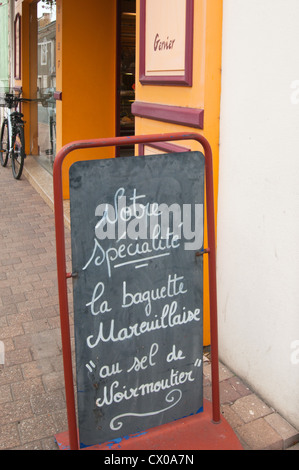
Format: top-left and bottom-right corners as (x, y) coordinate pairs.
(116, 0), (136, 157)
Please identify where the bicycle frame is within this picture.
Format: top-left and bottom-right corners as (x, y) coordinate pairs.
(6, 107), (14, 154)
(1, 97), (24, 154)
(1, 91), (56, 168)
(0, 91), (27, 179)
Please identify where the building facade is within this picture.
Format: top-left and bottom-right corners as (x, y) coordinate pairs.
(10, 0), (222, 347)
(4, 0), (299, 431)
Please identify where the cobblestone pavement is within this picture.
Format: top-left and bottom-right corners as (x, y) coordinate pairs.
(0, 165), (298, 450)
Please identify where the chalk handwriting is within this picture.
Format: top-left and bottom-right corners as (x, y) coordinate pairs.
(110, 389), (182, 431)
(82, 225), (180, 277)
(86, 301), (201, 348)
(166, 344), (186, 362)
(86, 281), (112, 316)
(122, 273), (188, 316)
(77, 181), (204, 439)
(95, 369), (193, 408)
(127, 343), (159, 373)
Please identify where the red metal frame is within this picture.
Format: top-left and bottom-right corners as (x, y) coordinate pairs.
(53, 132), (220, 451)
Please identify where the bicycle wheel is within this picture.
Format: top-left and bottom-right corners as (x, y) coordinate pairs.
(11, 126), (25, 179)
(0, 119), (9, 167)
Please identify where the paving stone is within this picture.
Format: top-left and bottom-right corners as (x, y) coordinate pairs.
(0, 303), (18, 316)
(11, 377), (45, 400)
(203, 361), (211, 380)
(22, 318), (50, 335)
(7, 311), (32, 325)
(21, 359), (54, 380)
(5, 348), (32, 366)
(16, 299), (42, 314)
(203, 383), (212, 401)
(52, 409), (68, 434)
(30, 390), (66, 415)
(0, 316), (7, 327)
(0, 365), (23, 386)
(1, 293), (26, 305)
(0, 338), (14, 355)
(226, 376), (251, 398)
(13, 440), (44, 450)
(219, 362), (235, 381)
(0, 384), (12, 404)
(1, 165), (298, 451)
(220, 379), (244, 404)
(0, 257), (22, 267)
(0, 400), (33, 426)
(231, 393), (273, 423)
(31, 304), (57, 320)
(41, 436), (60, 450)
(0, 423), (20, 449)
(18, 414), (57, 444)
(265, 413), (299, 449)
(42, 370), (65, 392)
(287, 442), (299, 450)
(235, 417), (283, 450)
(0, 324), (24, 340)
(221, 404), (244, 428)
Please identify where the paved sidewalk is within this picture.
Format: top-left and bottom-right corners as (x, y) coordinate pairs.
(0, 165), (298, 450)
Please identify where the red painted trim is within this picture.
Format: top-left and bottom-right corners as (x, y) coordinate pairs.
(132, 101), (204, 129)
(53, 132), (219, 450)
(138, 141), (191, 156)
(54, 91), (62, 100)
(14, 14), (21, 80)
(115, 0), (121, 157)
(139, 0), (194, 86)
(139, 0), (146, 83)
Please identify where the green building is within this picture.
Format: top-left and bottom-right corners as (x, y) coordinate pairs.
(0, 1), (9, 91)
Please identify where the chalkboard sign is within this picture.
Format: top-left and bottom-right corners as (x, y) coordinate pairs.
(69, 151), (205, 448)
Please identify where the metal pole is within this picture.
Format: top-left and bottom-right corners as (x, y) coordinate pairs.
(198, 135), (221, 423)
(53, 152), (79, 450)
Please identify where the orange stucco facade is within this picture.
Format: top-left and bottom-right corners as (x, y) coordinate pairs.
(55, 0), (117, 199)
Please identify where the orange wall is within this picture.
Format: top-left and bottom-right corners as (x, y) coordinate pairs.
(134, 0), (223, 345)
(55, 0), (117, 199)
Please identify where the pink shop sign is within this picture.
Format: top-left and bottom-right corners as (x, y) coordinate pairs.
(139, 0), (194, 86)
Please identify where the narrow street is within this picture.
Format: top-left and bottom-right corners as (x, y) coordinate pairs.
(0, 164), (72, 449)
(0, 165), (298, 450)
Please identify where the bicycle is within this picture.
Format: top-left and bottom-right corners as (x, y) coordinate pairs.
(42, 89), (56, 166)
(0, 89), (27, 179)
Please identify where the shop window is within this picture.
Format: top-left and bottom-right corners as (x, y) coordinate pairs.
(40, 39), (48, 66)
(29, 0), (56, 173)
